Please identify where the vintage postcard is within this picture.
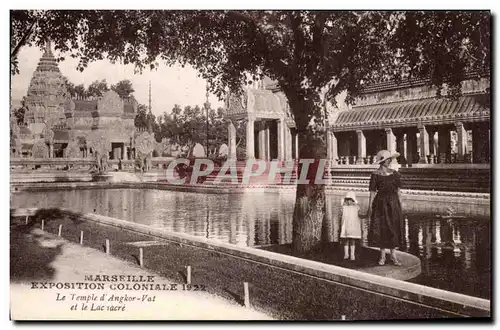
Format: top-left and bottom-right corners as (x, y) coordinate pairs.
(9, 9), (491, 321)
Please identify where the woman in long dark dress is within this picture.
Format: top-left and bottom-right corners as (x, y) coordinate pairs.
(368, 150), (404, 266)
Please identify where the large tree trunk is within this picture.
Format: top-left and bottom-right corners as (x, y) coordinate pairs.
(290, 100), (328, 255)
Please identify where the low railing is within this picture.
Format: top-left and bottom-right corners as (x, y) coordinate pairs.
(334, 152), (484, 165)
(10, 158), (97, 171)
(10, 157), (176, 173)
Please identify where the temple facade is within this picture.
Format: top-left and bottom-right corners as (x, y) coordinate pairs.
(326, 74), (490, 166)
(225, 74), (490, 168)
(11, 42), (138, 160)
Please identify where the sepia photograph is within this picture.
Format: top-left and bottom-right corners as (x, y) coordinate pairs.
(8, 8), (491, 321)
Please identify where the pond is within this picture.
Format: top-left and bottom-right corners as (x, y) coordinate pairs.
(11, 188), (490, 300)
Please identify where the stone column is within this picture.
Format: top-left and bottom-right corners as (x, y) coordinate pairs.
(418, 124), (430, 164)
(258, 121), (267, 160)
(49, 144), (54, 158)
(356, 130), (366, 164)
(286, 126), (293, 161)
(326, 130), (332, 160)
(295, 132), (299, 159)
(437, 127), (451, 163)
(395, 131), (406, 166)
(277, 119), (285, 160)
(246, 118), (255, 159)
(228, 120), (237, 160)
(455, 122), (467, 163)
(406, 129), (418, 166)
(428, 128), (437, 156)
(385, 128), (397, 164)
(264, 122), (271, 160)
(472, 123), (490, 163)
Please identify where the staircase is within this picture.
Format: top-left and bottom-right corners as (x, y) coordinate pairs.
(203, 160), (299, 185)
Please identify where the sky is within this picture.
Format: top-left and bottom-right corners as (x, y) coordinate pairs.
(10, 45), (224, 117)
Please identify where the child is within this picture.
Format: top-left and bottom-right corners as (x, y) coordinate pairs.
(340, 191), (362, 261)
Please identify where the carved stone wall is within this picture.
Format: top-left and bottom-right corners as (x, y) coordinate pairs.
(97, 91), (124, 114)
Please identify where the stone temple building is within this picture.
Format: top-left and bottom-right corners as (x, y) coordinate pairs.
(326, 73), (490, 166)
(10, 42), (137, 159)
(225, 73), (490, 167)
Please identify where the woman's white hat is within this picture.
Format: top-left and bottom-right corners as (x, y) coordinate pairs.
(343, 191), (358, 204)
(376, 150), (400, 164)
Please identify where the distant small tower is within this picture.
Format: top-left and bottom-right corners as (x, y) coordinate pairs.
(148, 80), (152, 114)
(204, 84), (211, 155)
(147, 80), (153, 133)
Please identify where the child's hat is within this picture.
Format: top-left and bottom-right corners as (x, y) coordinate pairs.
(343, 191), (357, 203)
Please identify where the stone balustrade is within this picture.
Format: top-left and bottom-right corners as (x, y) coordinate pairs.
(10, 157), (176, 173)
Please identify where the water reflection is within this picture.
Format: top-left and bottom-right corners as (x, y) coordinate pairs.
(11, 188), (490, 299)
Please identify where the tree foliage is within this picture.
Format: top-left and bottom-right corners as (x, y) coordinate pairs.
(111, 79), (135, 98)
(87, 79), (109, 98)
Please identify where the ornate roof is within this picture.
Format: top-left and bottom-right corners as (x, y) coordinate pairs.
(331, 94), (490, 132)
(25, 41), (67, 121)
(35, 41), (60, 73)
(360, 71), (490, 95)
(225, 87), (293, 122)
(250, 89), (282, 117)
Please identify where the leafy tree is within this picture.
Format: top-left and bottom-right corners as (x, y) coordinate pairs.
(74, 84), (87, 99)
(134, 104), (157, 131)
(10, 10), (491, 254)
(13, 107), (26, 125)
(111, 79), (135, 99)
(87, 79), (109, 98)
(62, 76), (77, 98)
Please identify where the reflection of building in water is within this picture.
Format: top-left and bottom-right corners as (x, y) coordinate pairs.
(269, 211), (279, 244)
(460, 224), (477, 271)
(474, 224), (490, 272)
(420, 223), (436, 273)
(241, 194), (256, 247)
(439, 219), (454, 245)
(453, 226), (460, 244)
(229, 211), (237, 245)
(434, 220), (441, 244)
(407, 220), (420, 254)
(404, 217), (409, 250)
